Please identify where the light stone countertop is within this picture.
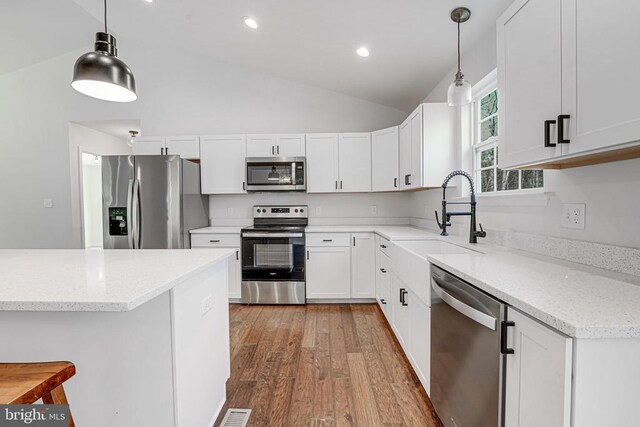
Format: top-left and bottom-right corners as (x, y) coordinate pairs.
(189, 226), (244, 234)
(0, 249), (234, 312)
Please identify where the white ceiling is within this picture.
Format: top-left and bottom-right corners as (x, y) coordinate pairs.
(3, 0), (513, 111)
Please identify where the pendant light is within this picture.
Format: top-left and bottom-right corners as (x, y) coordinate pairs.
(447, 7), (472, 107)
(71, 0), (137, 102)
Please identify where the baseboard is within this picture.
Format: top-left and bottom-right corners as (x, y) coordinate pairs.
(306, 298), (376, 304)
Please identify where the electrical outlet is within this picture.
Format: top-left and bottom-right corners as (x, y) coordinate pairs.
(43, 198), (53, 208)
(315, 206), (322, 216)
(201, 295), (213, 316)
(371, 205), (378, 215)
(562, 203), (586, 230)
(227, 207), (234, 217)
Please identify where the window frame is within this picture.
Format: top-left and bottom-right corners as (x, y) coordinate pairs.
(471, 74), (544, 195)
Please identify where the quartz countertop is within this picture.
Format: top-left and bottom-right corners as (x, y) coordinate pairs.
(189, 226), (244, 234)
(0, 249), (234, 312)
(304, 225), (439, 240)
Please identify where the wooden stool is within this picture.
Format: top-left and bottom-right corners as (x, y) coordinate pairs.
(0, 361), (75, 426)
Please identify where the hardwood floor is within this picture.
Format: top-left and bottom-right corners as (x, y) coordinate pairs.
(214, 303), (442, 427)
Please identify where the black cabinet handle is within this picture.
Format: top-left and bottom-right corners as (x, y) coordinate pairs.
(380, 244), (387, 249)
(272, 146), (275, 155)
(165, 147), (169, 155)
(209, 239), (220, 243)
(379, 268), (387, 273)
(335, 181), (338, 190)
(243, 182), (246, 191)
(277, 145), (280, 155)
(501, 320), (515, 355)
(353, 236), (356, 246)
(307, 250), (309, 260)
(407, 174), (411, 186)
(404, 174), (409, 185)
(236, 250), (239, 260)
(380, 298), (387, 305)
(400, 288), (408, 306)
(544, 120), (557, 147)
(340, 181), (343, 190)
(322, 239), (333, 242)
(557, 114), (570, 144)
(394, 177), (398, 188)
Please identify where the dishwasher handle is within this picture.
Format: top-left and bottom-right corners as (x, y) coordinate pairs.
(431, 276), (497, 330)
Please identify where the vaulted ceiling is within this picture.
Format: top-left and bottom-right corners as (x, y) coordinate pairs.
(2, 0), (513, 111)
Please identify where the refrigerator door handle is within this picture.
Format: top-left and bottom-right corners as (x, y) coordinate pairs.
(132, 179), (141, 249)
(127, 179), (135, 249)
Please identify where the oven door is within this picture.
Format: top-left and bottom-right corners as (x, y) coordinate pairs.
(245, 157), (306, 191)
(241, 232), (305, 282)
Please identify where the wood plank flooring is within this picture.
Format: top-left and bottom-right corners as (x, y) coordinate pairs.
(215, 304), (442, 427)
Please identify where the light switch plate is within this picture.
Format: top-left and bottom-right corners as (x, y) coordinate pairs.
(227, 207), (234, 216)
(43, 198), (53, 208)
(562, 203), (585, 229)
(315, 206), (322, 216)
(370, 205), (377, 215)
(201, 295), (213, 316)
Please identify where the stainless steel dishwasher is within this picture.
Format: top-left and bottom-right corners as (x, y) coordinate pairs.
(430, 265), (508, 427)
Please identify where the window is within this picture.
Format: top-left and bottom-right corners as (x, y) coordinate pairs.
(472, 87), (543, 193)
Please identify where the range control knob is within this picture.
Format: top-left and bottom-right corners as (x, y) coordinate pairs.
(300, 208), (304, 213)
(262, 209), (267, 213)
(294, 209), (299, 213)
(256, 208), (261, 213)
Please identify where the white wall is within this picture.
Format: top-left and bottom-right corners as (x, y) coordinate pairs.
(411, 27), (640, 249)
(0, 41), (406, 248)
(81, 156), (103, 249)
(209, 192), (411, 226)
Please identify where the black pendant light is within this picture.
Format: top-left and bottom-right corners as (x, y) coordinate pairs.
(71, 0), (137, 102)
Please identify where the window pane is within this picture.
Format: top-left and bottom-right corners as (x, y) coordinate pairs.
(496, 168), (519, 191)
(481, 90), (498, 119)
(481, 169), (494, 192)
(480, 148), (495, 167)
(521, 170), (544, 189)
(481, 116), (498, 142)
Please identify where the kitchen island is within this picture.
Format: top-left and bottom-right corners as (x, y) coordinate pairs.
(0, 249), (234, 427)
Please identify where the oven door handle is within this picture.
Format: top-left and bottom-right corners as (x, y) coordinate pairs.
(242, 232), (304, 238)
(431, 276), (497, 330)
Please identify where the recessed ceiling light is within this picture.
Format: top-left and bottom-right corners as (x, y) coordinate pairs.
(243, 17), (258, 29)
(356, 47), (370, 57)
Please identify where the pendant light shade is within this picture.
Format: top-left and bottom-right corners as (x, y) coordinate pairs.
(71, 1), (137, 102)
(447, 7), (472, 107)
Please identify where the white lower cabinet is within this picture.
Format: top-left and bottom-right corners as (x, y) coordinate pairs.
(351, 233), (375, 298)
(505, 307), (572, 427)
(190, 234), (241, 299)
(408, 288), (430, 393)
(375, 247), (392, 320)
(391, 273), (411, 349)
(306, 245), (351, 299)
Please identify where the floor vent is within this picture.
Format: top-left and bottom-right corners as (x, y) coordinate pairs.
(220, 408), (251, 427)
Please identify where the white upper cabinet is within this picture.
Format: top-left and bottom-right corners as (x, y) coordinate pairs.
(498, 0), (640, 168)
(133, 136), (199, 159)
(166, 136), (200, 159)
(246, 134), (306, 157)
(398, 103), (455, 189)
(505, 308), (572, 427)
(338, 133), (372, 192)
(561, 0), (640, 156)
(132, 137), (166, 156)
(200, 135), (247, 194)
(246, 134), (277, 157)
(497, 0), (564, 168)
(351, 233), (376, 299)
(276, 134), (306, 157)
(306, 133), (340, 193)
(371, 126), (399, 192)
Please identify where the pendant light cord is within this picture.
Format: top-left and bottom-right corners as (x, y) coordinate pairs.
(457, 20), (461, 74)
(104, 0), (108, 33)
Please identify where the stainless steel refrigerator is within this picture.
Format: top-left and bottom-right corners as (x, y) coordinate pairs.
(102, 155), (209, 249)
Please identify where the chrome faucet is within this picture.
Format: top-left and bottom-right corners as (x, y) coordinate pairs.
(435, 170), (486, 244)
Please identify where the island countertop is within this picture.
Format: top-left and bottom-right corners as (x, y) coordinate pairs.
(0, 249), (234, 312)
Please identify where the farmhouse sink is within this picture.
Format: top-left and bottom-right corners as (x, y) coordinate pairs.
(392, 240), (481, 305)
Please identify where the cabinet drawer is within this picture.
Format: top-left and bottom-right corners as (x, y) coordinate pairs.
(377, 236), (391, 255)
(306, 233), (351, 247)
(190, 234), (240, 247)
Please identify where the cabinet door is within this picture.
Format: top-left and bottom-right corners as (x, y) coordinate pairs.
(276, 134), (306, 157)
(246, 135), (277, 157)
(165, 136), (200, 159)
(375, 248), (392, 318)
(562, 0), (640, 156)
(497, 0), (563, 168)
(505, 308), (572, 427)
(371, 126), (399, 192)
(306, 133), (339, 193)
(228, 249), (241, 299)
(399, 118), (411, 190)
(338, 133), (371, 192)
(306, 246), (351, 299)
(391, 274), (411, 350)
(408, 290), (430, 393)
(200, 135), (247, 194)
(133, 137), (165, 155)
(409, 106), (423, 188)
(351, 233), (375, 298)
(422, 104), (456, 188)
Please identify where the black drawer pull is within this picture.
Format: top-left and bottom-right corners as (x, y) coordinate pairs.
(380, 244), (387, 249)
(501, 320), (515, 355)
(322, 239), (333, 242)
(400, 288), (408, 306)
(380, 268), (387, 273)
(209, 239), (220, 243)
(394, 178), (398, 188)
(380, 298), (387, 305)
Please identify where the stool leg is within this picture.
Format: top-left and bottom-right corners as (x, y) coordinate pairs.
(42, 385), (75, 427)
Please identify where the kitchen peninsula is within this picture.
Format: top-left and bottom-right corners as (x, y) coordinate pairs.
(0, 249), (233, 427)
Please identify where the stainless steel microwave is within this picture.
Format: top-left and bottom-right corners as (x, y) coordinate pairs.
(245, 157), (306, 192)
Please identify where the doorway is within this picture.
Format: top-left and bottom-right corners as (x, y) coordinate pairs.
(81, 152), (103, 249)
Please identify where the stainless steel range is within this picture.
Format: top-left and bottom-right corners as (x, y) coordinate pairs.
(240, 205), (308, 304)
